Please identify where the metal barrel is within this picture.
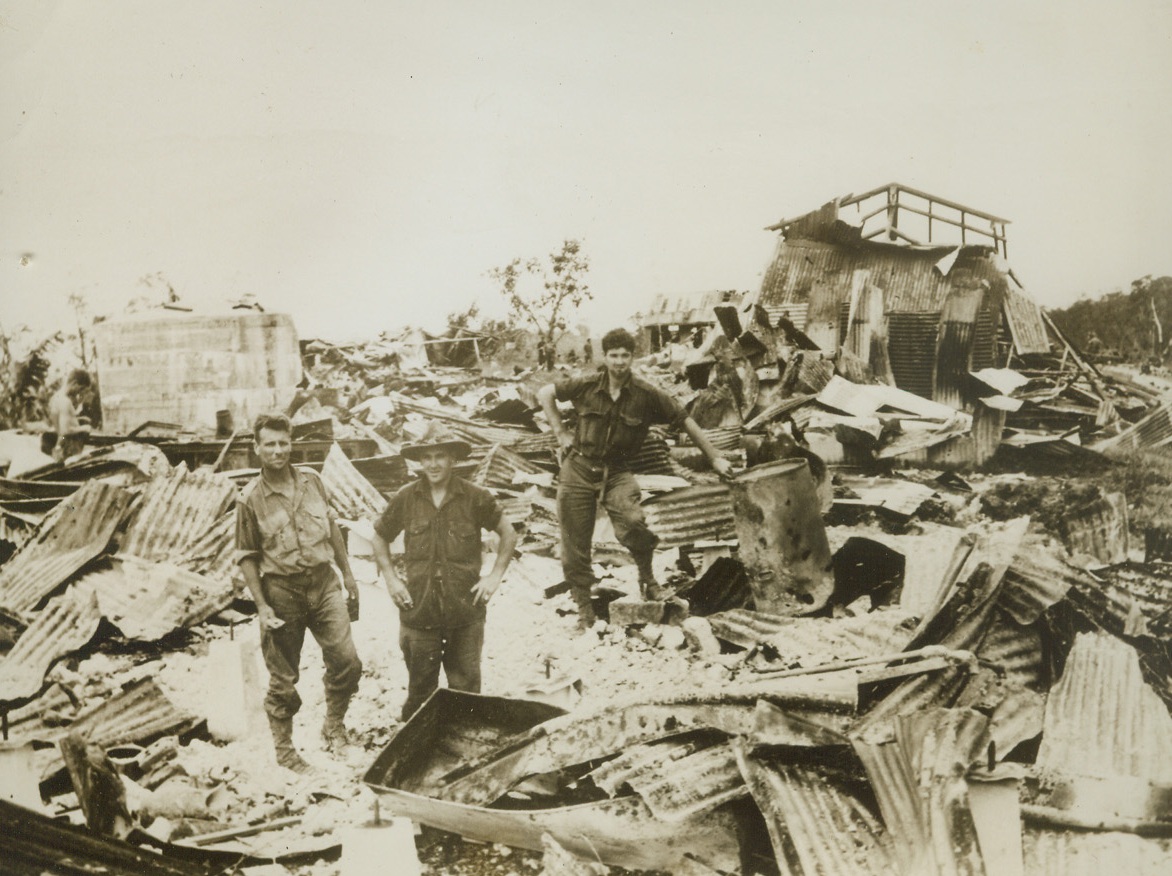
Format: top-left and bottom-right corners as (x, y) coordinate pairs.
(728, 457), (833, 615)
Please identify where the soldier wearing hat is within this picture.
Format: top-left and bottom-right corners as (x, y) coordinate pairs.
(371, 422), (518, 720)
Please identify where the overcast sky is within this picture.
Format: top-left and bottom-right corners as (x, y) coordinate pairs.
(2, 1), (1171, 343)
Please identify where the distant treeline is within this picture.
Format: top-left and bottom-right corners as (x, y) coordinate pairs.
(1048, 275), (1172, 364)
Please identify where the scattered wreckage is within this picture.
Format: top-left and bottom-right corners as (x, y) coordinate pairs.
(2, 188), (1172, 873)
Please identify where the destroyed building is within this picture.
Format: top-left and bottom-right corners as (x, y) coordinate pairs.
(2, 196), (1172, 874)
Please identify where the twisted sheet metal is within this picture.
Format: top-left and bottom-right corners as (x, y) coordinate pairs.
(0, 480), (135, 616)
(641, 483), (735, 548)
(604, 741), (749, 823)
(118, 464), (237, 569)
(733, 741), (896, 876)
(72, 556), (235, 641)
(709, 608), (919, 666)
(1093, 400), (1172, 455)
(34, 676), (196, 780)
(1036, 632), (1172, 783)
(472, 443), (547, 490)
(1060, 492), (1130, 565)
(0, 588), (102, 702)
(853, 707), (991, 876)
(320, 443), (388, 520)
(1000, 543), (1080, 625)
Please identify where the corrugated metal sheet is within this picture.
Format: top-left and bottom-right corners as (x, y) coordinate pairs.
(1061, 492), (1129, 564)
(1093, 400), (1172, 454)
(755, 610), (920, 668)
(0, 481), (135, 617)
(619, 741), (748, 823)
(743, 392), (818, 430)
(72, 556), (235, 641)
(1022, 827), (1172, 875)
(0, 587), (102, 702)
(34, 676), (196, 780)
(1065, 564), (1172, 640)
(974, 609), (1044, 690)
(852, 708), (990, 876)
(1036, 632), (1172, 783)
(119, 464), (237, 568)
(761, 302), (810, 331)
(641, 483), (735, 548)
(1003, 285), (1051, 355)
(391, 393), (538, 447)
(472, 443), (547, 490)
(625, 427), (674, 476)
(836, 475), (939, 517)
(1000, 542), (1079, 625)
(887, 312), (939, 400)
(320, 443), (388, 519)
(733, 742), (896, 876)
(1, 796), (208, 876)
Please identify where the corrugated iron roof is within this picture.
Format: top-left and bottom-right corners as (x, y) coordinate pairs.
(1003, 285), (1051, 355)
(852, 707), (990, 875)
(835, 475), (940, 517)
(1036, 632), (1172, 783)
(320, 443), (388, 520)
(1093, 400), (1172, 454)
(118, 464), (237, 569)
(34, 676), (196, 780)
(472, 443), (547, 490)
(1061, 492), (1129, 564)
(619, 740), (748, 823)
(0, 481), (135, 617)
(73, 556), (235, 641)
(733, 742), (897, 876)
(641, 483), (735, 548)
(391, 393), (538, 447)
(712, 609), (919, 667)
(0, 587), (102, 702)
(1000, 542), (1079, 625)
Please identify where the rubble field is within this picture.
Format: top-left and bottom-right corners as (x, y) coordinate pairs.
(3, 311), (1172, 876)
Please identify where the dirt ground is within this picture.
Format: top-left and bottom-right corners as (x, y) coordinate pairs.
(70, 542), (703, 874)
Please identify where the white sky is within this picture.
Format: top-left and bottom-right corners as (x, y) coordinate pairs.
(2, 1), (1171, 343)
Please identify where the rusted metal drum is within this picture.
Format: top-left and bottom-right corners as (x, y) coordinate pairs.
(728, 458), (833, 615)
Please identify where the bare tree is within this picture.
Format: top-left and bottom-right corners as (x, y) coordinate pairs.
(488, 239), (591, 367)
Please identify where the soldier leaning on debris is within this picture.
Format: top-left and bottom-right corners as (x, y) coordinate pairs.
(537, 328), (733, 629)
(235, 413), (363, 774)
(371, 422), (518, 721)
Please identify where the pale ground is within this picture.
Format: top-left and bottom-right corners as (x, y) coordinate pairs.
(67, 545), (717, 874)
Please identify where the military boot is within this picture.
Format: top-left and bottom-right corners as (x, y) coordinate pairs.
(634, 552), (659, 598)
(267, 715), (311, 774)
(321, 698), (351, 752)
(573, 588), (597, 631)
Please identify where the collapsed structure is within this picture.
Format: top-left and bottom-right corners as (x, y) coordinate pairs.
(1, 186), (1171, 874)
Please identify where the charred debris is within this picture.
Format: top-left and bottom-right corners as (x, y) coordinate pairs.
(2, 184), (1172, 874)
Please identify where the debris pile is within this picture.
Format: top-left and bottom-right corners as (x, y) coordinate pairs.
(2, 294), (1172, 874)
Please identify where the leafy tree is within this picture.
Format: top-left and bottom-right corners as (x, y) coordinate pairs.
(487, 239), (591, 366)
(1050, 274), (1172, 364)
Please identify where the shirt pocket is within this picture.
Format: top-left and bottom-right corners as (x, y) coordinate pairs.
(404, 519), (432, 559)
(447, 520), (481, 565)
(261, 506), (293, 552)
(611, 410), (647, 454)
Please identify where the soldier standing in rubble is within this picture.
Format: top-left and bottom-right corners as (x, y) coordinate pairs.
(371, 422), (518, 720)
(236, 413), (362, 773)
(44, 368), (94, 461)
(537, 328), (733, 628)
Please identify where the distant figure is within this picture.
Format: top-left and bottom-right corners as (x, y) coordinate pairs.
(536, 339), (549, 371)
(44, 369), (93, 462)
(583, 337), (593, 363)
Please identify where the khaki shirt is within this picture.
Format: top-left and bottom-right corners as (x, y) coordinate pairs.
(236, 466), (335, 576)
(555, 370), (686, 469)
